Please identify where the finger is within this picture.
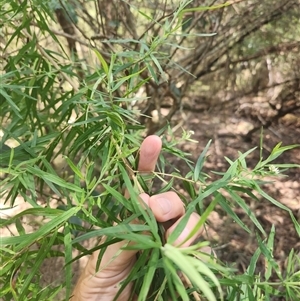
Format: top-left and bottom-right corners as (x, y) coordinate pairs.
(137, 135), (162, 172)
(92, 137), (162, 269)
(83, 137), (162, 286)
(105, 135), (162, 264)
(149, 191), (185, 222)
(166, 213), (203, 247)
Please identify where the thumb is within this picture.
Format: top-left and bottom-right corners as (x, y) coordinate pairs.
(87, 136), (162, 273)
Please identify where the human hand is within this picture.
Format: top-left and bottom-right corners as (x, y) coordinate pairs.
(71, 135), (204, 301)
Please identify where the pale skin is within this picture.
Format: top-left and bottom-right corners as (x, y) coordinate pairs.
(71, 135), (204, 301)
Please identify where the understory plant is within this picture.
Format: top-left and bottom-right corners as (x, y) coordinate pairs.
(1, 0), (300, 300)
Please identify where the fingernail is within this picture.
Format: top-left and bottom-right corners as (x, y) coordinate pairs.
(156, 198), (171, 215)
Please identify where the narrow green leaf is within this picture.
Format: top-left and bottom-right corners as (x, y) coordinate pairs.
(138, 248), (160, 301)
(172, 193), (221, 246)
(102, 183), (134, 211)
(286, 248), (295, 274)
(15, 218), (25, 236)
(72, 223), (151, 244)
(64, 156), (84, 180)
(187, 256), (222, 298)
(252, 183), (300, 236)
(19, 232), (57, 299)
(162, 257), (183, 301)
(193, 139), (212, 181)
(265, 225), (275, 281)
(248, 248), (261, 276)
(93, 48), (109, 75)
(118, 163), (159, 240)
(256, 143), (300, 168)
(26, 166), (83, 192)
(0, 88), (22, 119)
(1, 207), (79, 250)
(163, 244), (217, 301)
(116, 248), (152, 300)
(150, 54), (167, 81)
(226, 188), (266, 236)
(256, 233), (282, 280)
(64, 225), (72, 299)
(218, 194), (251, 234)
(145, 62), (158, 83)
(164, 258), (189, 301)
(191, 180), (229, 206)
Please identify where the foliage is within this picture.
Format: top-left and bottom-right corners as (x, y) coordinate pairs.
(0, 0), (299, 300)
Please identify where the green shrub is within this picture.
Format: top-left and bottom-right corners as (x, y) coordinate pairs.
(0, 1), (299, 300)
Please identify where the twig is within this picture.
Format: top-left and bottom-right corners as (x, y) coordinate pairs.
(48, 29), (91, 48)
(181, 272), (202, 301)
(22, 30), (79, 92)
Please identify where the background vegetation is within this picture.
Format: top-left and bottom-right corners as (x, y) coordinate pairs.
(1, 0), (299, 300)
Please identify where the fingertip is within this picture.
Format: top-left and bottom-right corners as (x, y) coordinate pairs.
(144, 135), (162, 146)
(138, 135), (162, 172)
(142, 136), (162, 155)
